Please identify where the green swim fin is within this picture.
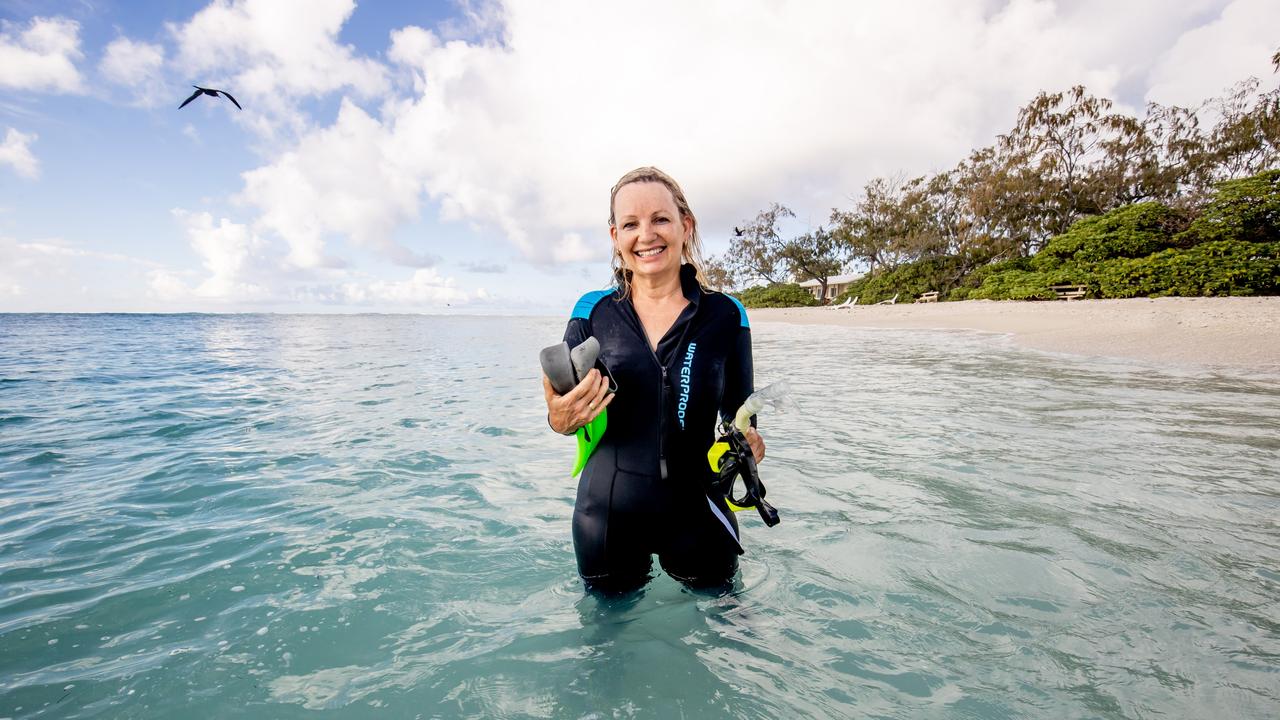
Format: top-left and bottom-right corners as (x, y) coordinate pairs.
(573, 407), (606, 476)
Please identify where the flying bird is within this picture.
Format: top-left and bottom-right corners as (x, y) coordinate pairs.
(179, 86), (242, 110)
(734, 227), (745, 237)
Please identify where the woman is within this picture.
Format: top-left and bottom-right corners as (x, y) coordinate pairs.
(543, 167), (766, 592)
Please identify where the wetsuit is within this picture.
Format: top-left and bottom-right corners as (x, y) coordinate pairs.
(563, 264), (754, 591)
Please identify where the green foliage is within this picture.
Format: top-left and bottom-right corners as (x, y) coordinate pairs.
(967, 270), (1057, 300)
(1097, 240), (1280, 297)
(1177, 170), (1280, 244)
(835, 255), (967, 304)
(1032, 202), (1189, 269)
(732, 283), (819, 308)
(965, 174), (1280, 299)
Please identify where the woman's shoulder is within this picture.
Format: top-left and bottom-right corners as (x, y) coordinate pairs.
(570, 288), (619, 321)
(701, 290), (750, 330)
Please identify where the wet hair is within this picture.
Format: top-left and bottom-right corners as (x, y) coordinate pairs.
(608, 166), (708, 298)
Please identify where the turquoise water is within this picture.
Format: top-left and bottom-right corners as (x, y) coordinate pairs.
(1, 314), (1278, 719)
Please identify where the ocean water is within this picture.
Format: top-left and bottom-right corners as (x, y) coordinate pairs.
(1, 313), (1278, 719)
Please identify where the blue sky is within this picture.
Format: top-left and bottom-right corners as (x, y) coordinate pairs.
(1, 0), (1277, 314)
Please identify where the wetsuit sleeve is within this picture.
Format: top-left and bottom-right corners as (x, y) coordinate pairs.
(548, 310), (592, 434)
(562, 316), (590, 348)
(721, 320), (755, 429)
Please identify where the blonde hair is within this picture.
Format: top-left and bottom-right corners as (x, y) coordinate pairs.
(608, 166), (709, 297)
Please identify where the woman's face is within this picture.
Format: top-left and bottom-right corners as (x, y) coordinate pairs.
(611, 181), (692, 283)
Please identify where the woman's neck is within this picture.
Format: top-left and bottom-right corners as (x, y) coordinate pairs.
(629, 267), (684, 306)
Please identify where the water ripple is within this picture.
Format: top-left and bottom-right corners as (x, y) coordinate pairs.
(0, 315), (1277, 718)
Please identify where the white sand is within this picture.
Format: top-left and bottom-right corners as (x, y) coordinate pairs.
(752, 297), (1280, 370)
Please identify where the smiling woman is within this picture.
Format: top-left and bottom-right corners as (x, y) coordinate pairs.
(608, 167), (706, 299)
(541, 166), (768, 593)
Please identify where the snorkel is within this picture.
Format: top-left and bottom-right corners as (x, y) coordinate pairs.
(706, 381), (795, 527)
(540, 337), (612, 476)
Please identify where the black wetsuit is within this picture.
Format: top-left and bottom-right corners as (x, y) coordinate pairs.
(563, 264), (754, 590)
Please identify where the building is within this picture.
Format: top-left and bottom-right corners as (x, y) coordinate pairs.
(797, 273), (862, 303)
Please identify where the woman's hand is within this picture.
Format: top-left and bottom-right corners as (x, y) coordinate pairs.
(544, 368), (613, 435)
(745, 427), (766, 465)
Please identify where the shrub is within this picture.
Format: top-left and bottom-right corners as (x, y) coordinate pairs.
(1097, 240), (1280, 297)
(1032, 202), (1188, 270)
(967, 269), (1057, 300)
(835, 255), (968, 304)
(732, 283), (820, 308)
(1177, 170), (1280, 245)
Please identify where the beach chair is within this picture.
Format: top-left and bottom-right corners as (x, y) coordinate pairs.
(838, 296), (858, 309)
(875, 294), (898, 305)
(828, 297), (854, 310)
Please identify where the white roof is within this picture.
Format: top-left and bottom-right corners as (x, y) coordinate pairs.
(797, 273), (861, 287)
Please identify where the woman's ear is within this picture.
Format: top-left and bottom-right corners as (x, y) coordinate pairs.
(610, 226), (628, 270)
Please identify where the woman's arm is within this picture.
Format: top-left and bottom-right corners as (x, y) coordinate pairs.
(721, 321), (765, 463)
(544, 370), (612, 435)
(544, 316), (612, 435)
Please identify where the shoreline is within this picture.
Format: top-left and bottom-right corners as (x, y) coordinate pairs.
(751, 297), (1280, 370)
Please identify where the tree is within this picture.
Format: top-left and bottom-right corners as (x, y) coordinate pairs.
(778, 226), (847, 301)
(724, 204), (793, 285)
(949, 146), (1044, 258)
(1201, 78), (1280, 183)
(999, 85), (1142, 243)
(1139, 101), (1212, 204)
(1178, 170), (1280, 244)
(831, 176), (914, 275)
(701, 253), (735, 291)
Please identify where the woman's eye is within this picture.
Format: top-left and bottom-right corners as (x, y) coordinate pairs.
(654, 217), (669, 224)
(623, 222), (637, 230)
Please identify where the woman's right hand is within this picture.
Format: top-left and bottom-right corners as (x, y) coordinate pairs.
(543, 368), (613, 435)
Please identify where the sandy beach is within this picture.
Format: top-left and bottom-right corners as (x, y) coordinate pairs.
(752, 297), (1280, 370)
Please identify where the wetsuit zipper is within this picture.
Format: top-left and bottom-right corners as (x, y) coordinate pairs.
(659, 367), (668, 480)
(622, 296), (694, 481)
(655, 316), (693, 481)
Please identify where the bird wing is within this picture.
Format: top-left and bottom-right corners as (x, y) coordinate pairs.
(178, 88), (203, 109)
(217, 90), (242, 110)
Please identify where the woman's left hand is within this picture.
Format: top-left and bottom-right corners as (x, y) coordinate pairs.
(745, 427), (765, 465)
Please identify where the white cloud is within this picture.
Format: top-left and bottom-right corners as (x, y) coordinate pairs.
(147, 269), (192, 302)
(230, 0), (1271, 275)
(160, 208), (476, 309)
(1145, 0), (1280, 107)
(99, 37), (167, 107)
(0, 16), (84, 93)
(169, 0), (387, 135)
(342, 267), (467, 305)
(0, 128), (39, 179)
(0, 236), (161, 311)
(171, 209), (268, 300)
(239, 99), (429, 268)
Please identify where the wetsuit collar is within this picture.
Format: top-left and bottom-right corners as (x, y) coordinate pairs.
(679, 263), (702, 308)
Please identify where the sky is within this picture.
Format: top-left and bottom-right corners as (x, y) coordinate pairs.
(0, 0), (1276, 314)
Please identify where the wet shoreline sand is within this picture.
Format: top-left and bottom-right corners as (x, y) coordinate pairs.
(752, 297), (1280, 370)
